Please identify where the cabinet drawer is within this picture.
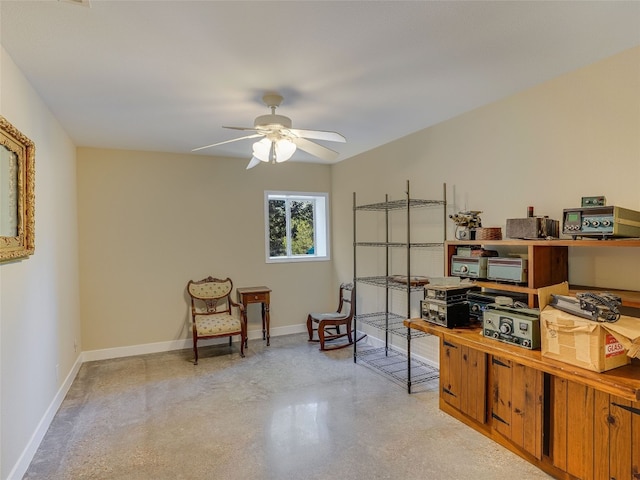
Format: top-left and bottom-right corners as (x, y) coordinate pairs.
(243, 293), (269, 303)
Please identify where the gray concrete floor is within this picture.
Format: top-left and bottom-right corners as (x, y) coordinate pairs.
(24, 334), (552, 479)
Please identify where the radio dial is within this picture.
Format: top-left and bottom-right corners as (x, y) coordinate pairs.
(460, 265), (468, 273)
(583, 220), (590, 226)
(522, 340), (531, 347)
(493, 332), (500, 339)
(499, 323), (512, 335)
(603, 220), (611, 227)
(592, 220), (600, 227)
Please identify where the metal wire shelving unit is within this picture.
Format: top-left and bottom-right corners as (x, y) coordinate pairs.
(353, 180), (446, 393)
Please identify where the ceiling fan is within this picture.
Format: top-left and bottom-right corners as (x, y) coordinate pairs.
(192, 93), (346, 169)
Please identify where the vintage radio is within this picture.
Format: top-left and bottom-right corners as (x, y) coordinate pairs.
(581, 195), (606, 207)
(483, 303), (541, 349)
(487, 257), (527, 283)
(467, 290), (529, 323)
(451, 256), (488, 279)
(562, 205), (640, 239)
(424, 284), (480, 304)
(421, 300), (470, 328)
(505, 217), (559, 239)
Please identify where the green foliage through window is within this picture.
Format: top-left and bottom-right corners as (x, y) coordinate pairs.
(265, 192), (329, 262)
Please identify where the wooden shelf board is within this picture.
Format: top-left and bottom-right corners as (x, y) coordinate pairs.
(446, 238), (640, 248)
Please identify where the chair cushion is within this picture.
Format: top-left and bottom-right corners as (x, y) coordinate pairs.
(195, 314), (241, 336)
(310, 312), (347, 322)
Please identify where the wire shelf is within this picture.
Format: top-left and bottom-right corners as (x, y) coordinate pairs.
(355, 346), (439, 388)
(355, 198), (446, 211)
(356, 276), (427, 292)
(356, 312), (427, 339)
(354, 241), (444, 248)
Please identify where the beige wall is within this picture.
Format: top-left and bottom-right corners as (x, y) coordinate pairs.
(0, 47), (81, 479)
(332, 46), (640, 362)
(76, 149), (335, 352)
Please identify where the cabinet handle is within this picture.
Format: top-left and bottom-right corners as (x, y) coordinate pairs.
(443, 340), (457, 348)
(442, 387), (457, 398)
(492, 411), (509, 425)
(492, 357), (510, 368)
(611, 402), (640, 416)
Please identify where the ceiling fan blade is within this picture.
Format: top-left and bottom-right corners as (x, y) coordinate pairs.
(246, 156), (263, 170)
(223, 126), (259, 132)
(191, 133), (263, 152)
(288, 128), (346, 143)
(292, 137), (340, 162)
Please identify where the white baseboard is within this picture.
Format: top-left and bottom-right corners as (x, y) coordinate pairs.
(82, 324), (308, 362)
(7, 355), (83, 480)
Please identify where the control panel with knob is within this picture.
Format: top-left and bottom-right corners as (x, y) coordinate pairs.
(482, 303), (541, 350)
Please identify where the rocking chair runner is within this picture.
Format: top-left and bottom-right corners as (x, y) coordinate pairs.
(187, 276), (247, 364)
(307, 283), (359, 351)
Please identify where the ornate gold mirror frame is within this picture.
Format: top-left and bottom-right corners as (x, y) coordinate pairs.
(0, 116), (35, 262)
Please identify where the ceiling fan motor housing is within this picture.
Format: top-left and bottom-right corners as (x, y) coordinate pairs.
(254, 114), (292, 129)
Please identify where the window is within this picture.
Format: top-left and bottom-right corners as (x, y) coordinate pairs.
(265, 191), (329, 263)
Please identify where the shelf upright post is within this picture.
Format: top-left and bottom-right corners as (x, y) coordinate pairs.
(406, 180), (412, 393)
(385, 193), (390, 356)
(443, 182), (447, 242)
(353, 191), (358, 363)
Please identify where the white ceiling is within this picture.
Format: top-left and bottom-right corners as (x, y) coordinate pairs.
(1, 0), (639, 165)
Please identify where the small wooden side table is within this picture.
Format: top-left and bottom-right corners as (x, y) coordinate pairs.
(236, 286), (272, 346)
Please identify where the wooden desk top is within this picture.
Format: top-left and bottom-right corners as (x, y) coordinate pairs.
(236, 286), (271, 295)
(405, 318), (640, 401)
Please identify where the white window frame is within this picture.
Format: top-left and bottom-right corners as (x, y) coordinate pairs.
(264, 191), (330, 263)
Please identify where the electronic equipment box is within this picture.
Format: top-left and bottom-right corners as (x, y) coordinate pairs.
(562, 206), (640, 239)
(483, 304), (541, 350)
(450, 256), (487, 279)
(424, 284), (479, 304)
(467, 291), (529, 322)
(421, 300), (470, 329)
(487, 257), (528, 284)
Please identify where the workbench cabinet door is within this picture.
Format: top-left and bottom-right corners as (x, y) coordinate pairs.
(551, 379), (640, 480)
(609, 396), (640, 480)
(551, 378), (601, 479)
(491, 356), (543, 460)
(440, 339), (487, 424)
(441, 339), (462, 411)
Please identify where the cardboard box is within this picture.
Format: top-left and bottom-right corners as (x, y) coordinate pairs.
(538, 283), (640, 372)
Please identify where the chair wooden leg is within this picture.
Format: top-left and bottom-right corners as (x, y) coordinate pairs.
(307, 315), (314, 341)
(193, 337), (199, 365)
(318, 320), (326, 350)
(240, 334), (245, 358)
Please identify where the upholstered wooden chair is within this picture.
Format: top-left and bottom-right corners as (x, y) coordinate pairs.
(307, 283), (357, 351)
(187, 276), (247, 364)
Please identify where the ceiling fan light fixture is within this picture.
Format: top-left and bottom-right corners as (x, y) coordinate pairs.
(252, 138), (272, 162)
(252, 137), (296, 164)
(274, 138), (296, 163)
